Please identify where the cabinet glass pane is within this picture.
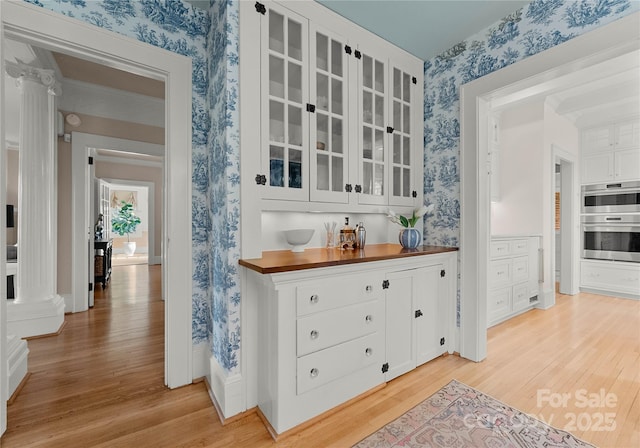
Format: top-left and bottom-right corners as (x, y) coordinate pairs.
(393, 100), (401, 131)
(393, 166), (401, 196)
(269, 12), (284, 54)
(317, 74), (329, 112)
(331, 78), (343, 115)
(403, 104), (410, 133)
(317, 153), (329, 191)
(270, 146), (284, 187)
(316, 33), (328, 71)
(332, 156), (344, 191)
(393, 134), (401, 164)
(375, 94), (384, 127)
(403, 168), (410, 197)
(288, 20), (302, 61)
(363, 91), (373, 124)
(269, 101), (285, 143)
(393, 68), (401, 99)
(363, 127), (372, 160)
(331, 39), (342, 76)
(403, 136), (410, 164)
(269, 56), (285, 98)
(288, 105), (302, 146)
(374, 164), (384, 195)
(289, 149), (302, 188)
(331, 117), (343, 154)
(288, 62), (302, 103)
(317, 113), (328, 149)
(374, 60), (384, 93)
(363, 161), (373, 194)
(363, 55), (373, 89)
(375, 129), (384, 162)
(403, 72), (410, 102)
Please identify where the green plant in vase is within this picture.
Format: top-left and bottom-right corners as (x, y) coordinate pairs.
(111, 201), (141, 255)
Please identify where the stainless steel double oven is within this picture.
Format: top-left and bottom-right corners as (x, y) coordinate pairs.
(581, 181), (640, 263)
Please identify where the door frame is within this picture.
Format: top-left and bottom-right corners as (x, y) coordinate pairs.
(1, 1), (193, 393)
(459, 12), (640, 362)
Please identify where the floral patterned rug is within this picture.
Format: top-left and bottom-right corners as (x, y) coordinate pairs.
(353, 380), (595, 448)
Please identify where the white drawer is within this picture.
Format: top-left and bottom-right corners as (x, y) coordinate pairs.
(581, 261), (640, 295)
(489, 259), (511, 287)
(512, 256), (529, 283)
(511, 240), (528, 255)
(490, 240), (511, 258)
(488, 287), (511, 322)
(512, 283), (530, 311)
(296, 300), (380, 357)
(297, 332), (383, 395)
(296, 274), (381, 317)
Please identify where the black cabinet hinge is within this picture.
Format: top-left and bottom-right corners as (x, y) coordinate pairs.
(354, 50), (362, 59)
(412, 76), (417, 84)
(255, 174), (266, 185)
(354, 184), (362, 193)
(412, 190), (417, 198)
(345, 45), (352, 55)
(440, 269), (446, 278)
(89, 282), (93, 292)
(381, 362), (389, 373)
(382, 279), (390, 289)
(306, 103), (316, 113)
(88, 156), (94, 165)
(386, 126), (394, 134)
(345, 183), (353, 192)
(255, 2), (266, 14)
(440, 337), (445, 346)
(415, 309), (423, 318)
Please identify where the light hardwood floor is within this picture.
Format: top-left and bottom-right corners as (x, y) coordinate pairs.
(2, 266), (639, 447)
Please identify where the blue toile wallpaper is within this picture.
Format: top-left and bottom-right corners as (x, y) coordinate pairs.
(29, 0), (639, 376)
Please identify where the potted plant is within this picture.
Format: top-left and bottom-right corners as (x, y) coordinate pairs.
(387, 204), (435, 249)
(111, 201), (141, 256)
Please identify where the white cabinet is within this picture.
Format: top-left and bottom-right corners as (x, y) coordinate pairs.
(581, 119), (640, 184)
(580, 260), (640, 298)
(245, 0), (423, 211)
(247, 251), (456, 435)
(488, 236), (541, 327)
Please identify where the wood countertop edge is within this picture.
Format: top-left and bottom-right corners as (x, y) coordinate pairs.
(239, 245), (458, 274)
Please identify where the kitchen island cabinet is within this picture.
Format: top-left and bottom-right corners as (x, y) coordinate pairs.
(240, 244), (457, 436)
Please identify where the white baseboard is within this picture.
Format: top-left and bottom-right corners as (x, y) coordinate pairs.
(149, 256), (162, 265)
(192, 342), (209, 380)
(7, 295), (65, 338)
(208, 356), (244, 418)
(536, 288), (556, 310)
(113, 247), (149, 255)
(7, 334), (29, 397)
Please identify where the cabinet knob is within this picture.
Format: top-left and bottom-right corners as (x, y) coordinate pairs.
(365, 285), (373, 292)
(365, 348), (373, 357)
(310, 330), (319, 340)
(365, 314), (373, 323)
(310, 368), (319, 378)
(310, 294), (319, 304)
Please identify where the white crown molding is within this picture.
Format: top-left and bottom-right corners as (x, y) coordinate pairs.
(60, 78), (165, 128)
(94, 153), (163, 168)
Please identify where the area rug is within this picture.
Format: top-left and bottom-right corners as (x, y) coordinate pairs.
(354, 379), (594, 448)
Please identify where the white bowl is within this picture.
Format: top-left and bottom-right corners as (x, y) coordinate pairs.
(284, 229), (314, 252)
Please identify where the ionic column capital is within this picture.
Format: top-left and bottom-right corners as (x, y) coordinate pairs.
(5, 60), (62, 96)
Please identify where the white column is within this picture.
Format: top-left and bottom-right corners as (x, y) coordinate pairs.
(5, 62), (64, 338)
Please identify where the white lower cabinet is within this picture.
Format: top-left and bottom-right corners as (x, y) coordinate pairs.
(580, 259), (640, 298)
(249, 252), (456, 435)
(488, 236), (541, 327)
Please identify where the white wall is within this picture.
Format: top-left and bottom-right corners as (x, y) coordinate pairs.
(491, 102), (545, 235)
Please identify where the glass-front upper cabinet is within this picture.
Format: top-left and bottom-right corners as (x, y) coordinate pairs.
(260, 4), (309, 201)
(309, 25), (349, 204)
(389, 65), (416, 206)
(358, 50), (388, 206)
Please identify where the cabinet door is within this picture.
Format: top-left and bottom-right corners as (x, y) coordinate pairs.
(357, 49), (388, 205)
(415, 265), (447, 366)
(388, 64), (416, 206)
(309, 24), (349, 203)
(614, 120), (639, 150)
(384, 270), (415, 381)
(260, 4), (309, 200)
(582, 125), (612, 154)
(614, 148), (640, 182)
(582, 152), (613, 184)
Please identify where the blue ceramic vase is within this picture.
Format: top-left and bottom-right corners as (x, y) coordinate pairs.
(399, 228), (421, 249)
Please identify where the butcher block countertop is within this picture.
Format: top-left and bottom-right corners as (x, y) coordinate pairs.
(239, 244), (458, 274)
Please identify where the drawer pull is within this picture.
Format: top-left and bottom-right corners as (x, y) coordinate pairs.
(365, 314), (373, 323)
(365, 347), (373, 357)
(310, 294), (319, 304)
(310, 330), (319, 340)
(365, 285), (373, 292)
(310, 368), (319, 378)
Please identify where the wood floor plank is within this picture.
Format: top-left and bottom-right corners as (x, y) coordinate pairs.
(2, 267), (638, 447)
